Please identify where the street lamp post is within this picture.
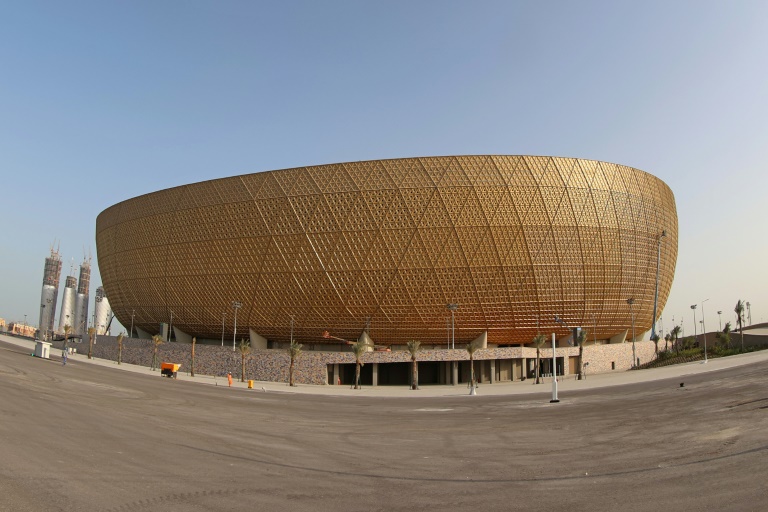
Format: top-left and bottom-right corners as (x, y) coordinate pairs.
(447, 303), (458, 386)
(221, 312), (226, 346)
(550, 332), (559, 403)
(651, 230), (667, 340)
(232, 301), (242, 351)
(168, 310), (174, 343)
(690, 305), (698, 358)
(717, 311), (722, 332)
(627, 298), (637, 368)
(447, 304), (458, 350)
(39, 304), (45, 339)
(130, 309), (135, 338)
(701, 299), (709, 363)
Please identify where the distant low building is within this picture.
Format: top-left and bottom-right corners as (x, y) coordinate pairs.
(9, 322), (36, 337)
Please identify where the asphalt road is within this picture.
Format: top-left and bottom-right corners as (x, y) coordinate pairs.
(1, 339), (766, 512)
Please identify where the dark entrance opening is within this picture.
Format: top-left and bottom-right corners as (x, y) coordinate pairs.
(341, 363), (372, 387)
(378, 362), (409, 386)
(413, 361), (441, 385)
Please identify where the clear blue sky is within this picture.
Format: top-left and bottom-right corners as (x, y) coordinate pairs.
(2, 1), (766, 335)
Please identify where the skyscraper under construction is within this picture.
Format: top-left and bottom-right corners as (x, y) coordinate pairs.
(73, 258), (91, 336)
(39, 246), (62, 338)
(94, 286), (112, 335)
(58, 275), (77, 333)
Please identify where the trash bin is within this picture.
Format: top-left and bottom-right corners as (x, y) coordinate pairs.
(160, 362), (181, 378)
(248, 380), (254, 389)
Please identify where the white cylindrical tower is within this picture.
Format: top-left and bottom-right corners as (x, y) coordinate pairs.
(73, 259), (91, 335)
(94, 286), (112, 335)
(58, 276), (77, 333)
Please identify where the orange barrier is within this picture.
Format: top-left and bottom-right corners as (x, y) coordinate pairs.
(160, 362), (181, 379)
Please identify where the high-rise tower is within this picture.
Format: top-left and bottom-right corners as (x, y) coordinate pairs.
(58, 275), (77, 333)
(94, 286), (112, 335)
(39, 246), (62, 338)
(73, 257), (91, 335)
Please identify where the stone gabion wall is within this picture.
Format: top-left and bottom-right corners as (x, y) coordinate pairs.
(53, 336), (661, 385)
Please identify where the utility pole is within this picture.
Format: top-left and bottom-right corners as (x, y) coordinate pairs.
(627, 298), (636, 368)
(701, 299), (709, 363)
(232, 301), (242, 351)
(651, 230), (667, 339)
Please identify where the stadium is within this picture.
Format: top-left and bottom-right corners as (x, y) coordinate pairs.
(95, 156), (677, 384)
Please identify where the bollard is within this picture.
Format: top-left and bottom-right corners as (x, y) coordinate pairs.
(248, 380), (254, 389)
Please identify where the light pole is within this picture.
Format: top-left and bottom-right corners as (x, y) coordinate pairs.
(168, 310), (174, 343)
(627, 298), (636, 368)
(550, 332), (559, 403)
(130, 309), (135, 338)
(701, 299), (709, 363)
(690, 305), (698, 354)
(232, 301), (242, 351)
(39, 304), (45, 339)
(717, 311), (722, 332)
(447, 304), (458, 350)
(651, 230), (667, 340)
(221, 312), (226, 346)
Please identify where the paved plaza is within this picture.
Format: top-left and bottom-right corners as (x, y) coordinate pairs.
(1, 334), (767, 511)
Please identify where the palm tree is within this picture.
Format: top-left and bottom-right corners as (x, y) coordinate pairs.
(532, 334), (547, 384)
(190, 336), (196, 377)
(466, 340), (479, 394)
(719, 321), (732, 349)
(351, 341), (366, 390)
(287, 340), (302, 386)
(87, 327), (96, 359)
(116, 332), (124, 365)
(151, 334), (163, 370)
(406, 340), (422, 390)
(238, 338), (251, 382)
(575, 330), (587, 379)
(664, 333), (671, 352)
(650, 333), (660, 357)
(735, 300), (745, 351)
(670, 325), (682, 354)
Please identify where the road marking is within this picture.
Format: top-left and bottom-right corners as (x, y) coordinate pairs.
(414, 408), (453, 412)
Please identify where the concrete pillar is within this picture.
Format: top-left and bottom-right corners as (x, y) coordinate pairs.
(452, 361), (458, 386)
(372, 363), (378, 387)
(471, 331), (488, 348)
(333, 363), (340, 385)
(490, 359), (495, 384)
(172, 326), (192, 344)
(610, 330), (628, 344)
(521, 357), (527, 380)
(248, 329), (268, 350)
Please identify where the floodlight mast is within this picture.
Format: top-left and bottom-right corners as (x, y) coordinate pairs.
(651, 230), (667, 339)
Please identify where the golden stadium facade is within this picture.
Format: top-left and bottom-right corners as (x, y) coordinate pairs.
(96, 156), (677, 346)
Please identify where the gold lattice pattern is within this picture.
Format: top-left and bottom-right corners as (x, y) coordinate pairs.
(96, 156), (678, 345)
